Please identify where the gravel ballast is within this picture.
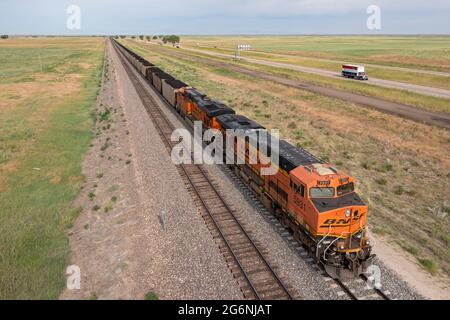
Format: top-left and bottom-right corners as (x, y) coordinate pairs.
(62, 41), (242, 300)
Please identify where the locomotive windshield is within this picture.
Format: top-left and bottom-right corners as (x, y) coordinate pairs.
(310, 187), (334, 198)
(337, 182), (354, 196)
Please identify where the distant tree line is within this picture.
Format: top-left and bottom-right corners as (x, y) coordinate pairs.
(113, 34), (180, 45)
(1, 35), (9, 39)
(161, 35), (180, 45)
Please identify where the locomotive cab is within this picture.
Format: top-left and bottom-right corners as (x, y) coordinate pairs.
(289, 163), (374, 279)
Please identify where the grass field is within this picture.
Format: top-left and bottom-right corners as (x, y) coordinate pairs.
(123, 39), (450, 279)
(144, 40), (450, 115)
(179, 36), (450, 93)
(182, 35), (450, 71)
(0, 37), (104, 299)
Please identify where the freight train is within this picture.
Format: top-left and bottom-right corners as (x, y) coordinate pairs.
(112, 39), (375, 280)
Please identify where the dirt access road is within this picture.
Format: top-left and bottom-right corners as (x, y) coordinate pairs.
(185, 47), (450, 100)
(145, 44), (450, 130)
(226, 48), (450, 78)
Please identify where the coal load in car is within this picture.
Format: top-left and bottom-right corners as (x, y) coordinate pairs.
(162, 78), (188, 107)
(153, 72), (174, 93)
(140, 60), (154, 75)
(145, 67), (163, 83)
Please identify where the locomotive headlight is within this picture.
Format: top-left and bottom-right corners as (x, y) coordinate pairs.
(345, 209), (351, 217)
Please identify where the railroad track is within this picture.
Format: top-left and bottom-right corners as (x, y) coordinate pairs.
(112, 41), (295, 300)
(222, 157), (392, 301)
(334, 275), (391, 300)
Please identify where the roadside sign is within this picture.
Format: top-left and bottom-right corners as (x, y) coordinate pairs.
(235, 44), (251, 59)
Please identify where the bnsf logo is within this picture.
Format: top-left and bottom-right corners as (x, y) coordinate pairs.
(320, 213), (364, 228)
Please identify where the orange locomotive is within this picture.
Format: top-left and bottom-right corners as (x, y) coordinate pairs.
(176, 88), (235, 129)
(113, 39), (375, 280)
(213, 114), (374, 279)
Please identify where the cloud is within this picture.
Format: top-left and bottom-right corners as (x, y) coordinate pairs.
(121, 0), (450, 17)
(1, 0), (449, 34)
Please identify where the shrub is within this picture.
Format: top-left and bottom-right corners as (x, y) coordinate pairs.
(98, 108), (110, 122)
(287, 122), (297, 129)
(402, 244), (419, 256)
(361, 161), (371, 170)
(419, 259), (437, 275)
(394, 186), (405, 195)
(104, 203), (113, 213)
(372, 226), (391, 236)
(100, 142), (110, 151)
(145, 292), (158, 300)
(377, 163), (393, 172)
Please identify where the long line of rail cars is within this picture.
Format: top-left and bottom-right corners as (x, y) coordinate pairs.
(112, 39), (375, 280)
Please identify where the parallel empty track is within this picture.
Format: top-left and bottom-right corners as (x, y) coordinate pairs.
(112, 40), (295, 300)
(334, 275), (391, 300)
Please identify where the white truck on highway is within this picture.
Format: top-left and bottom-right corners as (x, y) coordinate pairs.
(342, 64), (368, 80)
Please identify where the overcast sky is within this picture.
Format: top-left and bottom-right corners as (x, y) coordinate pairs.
(1, 0), (449, 35)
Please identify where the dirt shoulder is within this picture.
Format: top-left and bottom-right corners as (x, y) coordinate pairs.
(372, 233), (450, 300)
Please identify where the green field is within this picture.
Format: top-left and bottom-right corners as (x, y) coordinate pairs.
(0, 37), (104, 299)
(144, 38), (450, 114)
(182, 35), (450, 70)
(179, 36), (450, 92)
(123, 38), (450, 279)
